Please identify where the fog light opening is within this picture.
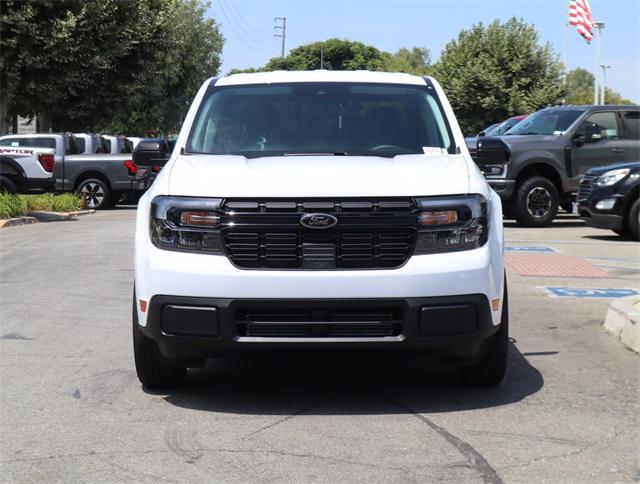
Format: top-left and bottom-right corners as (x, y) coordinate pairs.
(595, 198), (616, 210)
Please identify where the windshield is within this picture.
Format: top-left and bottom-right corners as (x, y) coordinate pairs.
(506, 109), (582, 136)
(186, 82), (454, 158)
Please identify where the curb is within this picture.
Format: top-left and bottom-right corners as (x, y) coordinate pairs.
(0, 216), (39, 228)
(603, 296), (640, 353)
(27, 209), (95, 222)
(0, 210), (94, 228)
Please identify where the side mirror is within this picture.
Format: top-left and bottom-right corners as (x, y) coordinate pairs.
(473, 136), (510, 166)
(132, 138), (171, 167)
(584, 124), (602, 143)
(477, 131), (486, 137)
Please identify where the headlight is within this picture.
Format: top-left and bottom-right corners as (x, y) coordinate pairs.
(595, 168), (630, 187)
(150, 196), (224, 253)
(414, 195), (488, 254)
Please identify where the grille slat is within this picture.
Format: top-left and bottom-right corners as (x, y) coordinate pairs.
(222, 199), (416, 270)
(578, 174), (597, 202)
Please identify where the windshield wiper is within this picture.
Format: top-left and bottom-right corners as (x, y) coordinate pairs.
(506, 132), (540, 136)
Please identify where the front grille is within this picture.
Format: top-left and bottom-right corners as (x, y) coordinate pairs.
(236, 307), (403, 338)
(221, 199), (417, 270)
(578, 174), (597, 201)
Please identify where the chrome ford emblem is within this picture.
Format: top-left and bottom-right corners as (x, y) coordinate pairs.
(300, 213), (338, 229)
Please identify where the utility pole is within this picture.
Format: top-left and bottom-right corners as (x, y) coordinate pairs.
(600, 64), (611, 105)
(593, 21), (605, 105)
(274, 17), (286, 58)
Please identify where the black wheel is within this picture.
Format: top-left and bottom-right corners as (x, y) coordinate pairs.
(76, 178), (111, 209)
(514, 176), (559, 227)
(459, 278), (509, 386)
(627, 198), (639, 241)
(132, 291), (186, 389)
(0, 176), (18, 194)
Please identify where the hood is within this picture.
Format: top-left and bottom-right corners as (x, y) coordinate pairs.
(587, 160), (640, 175)
(501, 134), (559, 146)
(167, 153), (471, 197)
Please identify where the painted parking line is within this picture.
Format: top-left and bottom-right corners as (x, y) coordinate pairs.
(505, 246), (559, 253)
(544, 287), (639, 298)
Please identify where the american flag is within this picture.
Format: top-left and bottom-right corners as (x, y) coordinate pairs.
(568, 0), (594, 43)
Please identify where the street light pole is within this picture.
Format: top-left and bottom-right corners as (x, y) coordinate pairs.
(600, 65), (611, 105)
(593, 22), (605, 105)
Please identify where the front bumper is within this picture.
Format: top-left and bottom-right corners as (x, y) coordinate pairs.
(140, 293), (497, 364)
(487, 179), (515, 200)
(578, 206), (624, 231)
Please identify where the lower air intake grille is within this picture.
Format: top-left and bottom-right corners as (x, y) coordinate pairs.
(237, 307), (403, 338)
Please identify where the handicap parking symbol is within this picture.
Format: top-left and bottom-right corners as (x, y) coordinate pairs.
(545, 287), (639, 298)
(505, 246), (559, 253)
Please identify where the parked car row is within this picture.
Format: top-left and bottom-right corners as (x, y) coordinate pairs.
(0, 132), (147, 208)
(468, 105), (639, 232)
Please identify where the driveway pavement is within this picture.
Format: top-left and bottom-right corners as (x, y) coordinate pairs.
(1, 210), (638, 482)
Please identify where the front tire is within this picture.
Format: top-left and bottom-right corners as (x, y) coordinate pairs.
(76, 178), (111, 210)
(626, 199), (639, 241)
(514, 176), (559, 227)
(132, 292), (186, 389)
(459, 278), (509, 386)
(0, 176), (18, 194)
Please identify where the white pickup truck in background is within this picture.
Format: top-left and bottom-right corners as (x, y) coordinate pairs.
(0, 146), (56, 194)
(0, 133), (144, 208)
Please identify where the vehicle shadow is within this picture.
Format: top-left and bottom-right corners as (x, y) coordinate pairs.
(503, 220), (585, 229)
(582, 234), (636, 242)
(160, 343), (543, 415)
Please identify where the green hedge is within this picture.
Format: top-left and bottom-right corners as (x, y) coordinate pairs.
(0, 193), (81, 219)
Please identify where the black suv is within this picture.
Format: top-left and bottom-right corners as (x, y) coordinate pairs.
(477, 105), (640, 226)
(578, 161), (639, 240)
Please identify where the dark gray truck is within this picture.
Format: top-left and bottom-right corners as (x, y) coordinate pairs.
(0, 133), (143, 209)
(475, 105), (640, 226)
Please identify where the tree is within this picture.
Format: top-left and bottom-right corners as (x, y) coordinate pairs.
(564, 68), (634, 105)
(432, 17), (564, 135)
(228, 39), (388, 75)
(0, 0), (223, 135)
(383, 47), (431, 75)
(228, 40), (431, 76)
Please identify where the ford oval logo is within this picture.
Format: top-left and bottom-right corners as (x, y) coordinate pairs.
(300, 213), (338, 229)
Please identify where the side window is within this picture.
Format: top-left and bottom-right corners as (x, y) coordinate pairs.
(74, 138), (86, 153)
(578, 112), (619, 141)
(23, 137), (57, 150)
(622, 111), (640, 140)
(0, 138), (19, 146)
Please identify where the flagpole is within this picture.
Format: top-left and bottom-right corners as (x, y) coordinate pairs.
(593, 21), (605, 105)
(563, 22), (569, 94)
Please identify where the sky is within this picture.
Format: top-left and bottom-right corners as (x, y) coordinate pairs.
(208, 0), (640, 103)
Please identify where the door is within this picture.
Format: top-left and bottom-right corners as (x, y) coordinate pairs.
(619, 110), (640, 162)
(570, 111), (627, 189)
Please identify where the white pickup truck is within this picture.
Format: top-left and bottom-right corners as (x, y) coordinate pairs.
(0, 133), (143, 208)
(132, 71), (511, 389)
(0, 146), (56, 193)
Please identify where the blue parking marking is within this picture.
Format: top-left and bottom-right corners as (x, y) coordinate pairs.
(545, 287), (639, 298)
(505, 246), (559, 253)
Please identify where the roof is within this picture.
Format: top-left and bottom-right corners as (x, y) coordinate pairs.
(216, 70), (429, 87)
(542, 104), (639, 111)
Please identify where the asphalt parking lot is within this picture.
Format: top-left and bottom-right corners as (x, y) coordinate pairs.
(1, 209), (638, 483)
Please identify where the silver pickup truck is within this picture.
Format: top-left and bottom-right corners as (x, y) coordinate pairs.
(0, 133), (143, 208)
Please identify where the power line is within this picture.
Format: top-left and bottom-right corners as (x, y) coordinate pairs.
(216, 0), (264, 51)
(227, 0), (270, 34)
(219, 0), (268, 43)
